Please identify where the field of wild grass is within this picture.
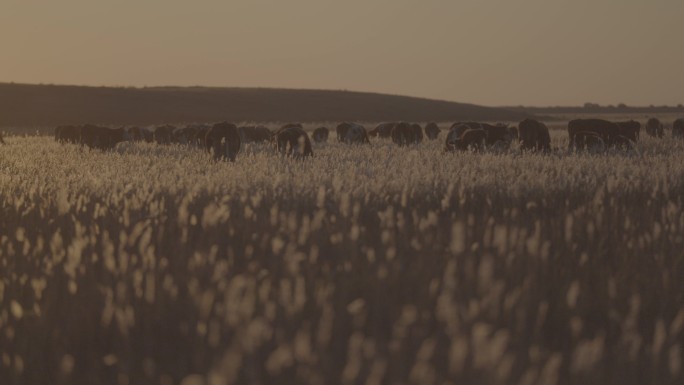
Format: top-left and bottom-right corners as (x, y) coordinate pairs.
(1, 130), (684, 385)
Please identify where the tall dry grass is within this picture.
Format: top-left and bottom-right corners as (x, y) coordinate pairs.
(0, 132), (683, 385)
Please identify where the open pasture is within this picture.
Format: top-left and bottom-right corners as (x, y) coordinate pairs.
(1, 129), (684, 385)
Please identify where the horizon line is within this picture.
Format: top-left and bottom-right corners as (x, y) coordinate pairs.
(2, 81), (683, 110)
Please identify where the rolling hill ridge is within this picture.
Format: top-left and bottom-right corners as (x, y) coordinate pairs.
(0, 82), (531, 127)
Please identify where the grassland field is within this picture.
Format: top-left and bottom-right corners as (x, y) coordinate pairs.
(1, 118), (683, 385)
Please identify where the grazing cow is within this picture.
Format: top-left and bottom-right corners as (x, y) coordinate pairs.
(124, 127), (148, 142)
(517, 119), (551, 152)
(337, 122), (370, 144)
(573, 131), (606, 152)
(172, 126), (197, 144)
(424, 122), (440, 140)
(140, 128), (154, 143)
(273, 125), (313, 158)
(673, 118), (684, 138)
(447, 122), (472, 139)
(615, 120), (640, 142)
(239, 125), (272, 143)
(450, 122), (514, 149)
(80, 125), (127, 150)
(445, 124), (487, 152)
(645, 118), (664, 138)
(568, 119), (631, 150)
(55, 125), (82, 143)
(391, 122), (420, 146)
(190, 125), (210, 147)
(509, 124), (519, 140)
(336, 122), (351, 142)
(369, 122), (396, 138)
(205, 122), (241, 161)
(312, 127), (329, 143)
(154, 125), (176, 145)
(411, 123), (424, 143)
(482, 123), (514, 148)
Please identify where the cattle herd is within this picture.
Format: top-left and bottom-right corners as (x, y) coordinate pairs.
(47, 117), (684, 161)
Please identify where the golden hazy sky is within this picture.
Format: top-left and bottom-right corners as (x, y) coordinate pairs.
(2, 0), (682, 106)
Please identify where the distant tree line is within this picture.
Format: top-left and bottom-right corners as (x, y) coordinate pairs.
(508, 102), (684, 115)
(582, 102), (684, 110)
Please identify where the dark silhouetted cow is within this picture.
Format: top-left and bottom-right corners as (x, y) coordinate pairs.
(192, 125), (210, 147)
(337, 123), (370, 144)
(391, 122), (420, 146)
(369, 122), (396, 138)
(205, 122), (241, 161)
(645, 118), (664, 138)
(411, 123), (424, 144)
(424, 122), (440, 140)
(568, 119), (634, 150)
(239, 125), (272, 143)
(517, 119), (551, 152)
(312, 127), (329, 143)
(273, 125), (313, 158)
(573, 131), (606, 152)
(449, 122), (514, 149)
(482, 123), (514, 148)
(124, 127), (148, 142)
(172, 126), (198, 144)
(80, 125), (128, 150)
(615, 120), (640, 142)
(673, 118), (684, 139)
(154, 125), (176, 145)
(336, 122), (350, 142)
(445, 124), (486, 152)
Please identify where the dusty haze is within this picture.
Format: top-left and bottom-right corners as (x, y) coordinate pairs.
(2, 0), (682, 106)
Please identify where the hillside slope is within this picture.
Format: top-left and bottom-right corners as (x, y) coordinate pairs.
(0, 83), (531, 127)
